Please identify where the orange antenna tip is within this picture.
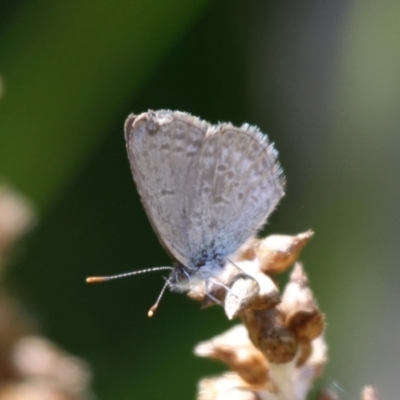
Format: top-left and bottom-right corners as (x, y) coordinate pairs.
(86, 276), (106, 283)
(147, 307), (156, 318)
(146, 278), (170, 317)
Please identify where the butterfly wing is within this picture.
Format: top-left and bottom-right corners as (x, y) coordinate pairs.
(184, 123), (285, 265)
(125, 110), (209, 265)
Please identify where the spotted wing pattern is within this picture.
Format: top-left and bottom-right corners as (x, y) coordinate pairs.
(184, 123), (285, 265)
(125, 110), (209, 266)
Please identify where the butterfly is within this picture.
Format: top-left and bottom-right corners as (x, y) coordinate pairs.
(88, 110), (284, 315)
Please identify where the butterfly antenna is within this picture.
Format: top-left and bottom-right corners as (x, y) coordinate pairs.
(147, 278), (170, 318)
(86, 266), (173, 283)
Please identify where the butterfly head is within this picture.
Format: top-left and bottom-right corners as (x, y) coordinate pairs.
(168, 263), (198, 292)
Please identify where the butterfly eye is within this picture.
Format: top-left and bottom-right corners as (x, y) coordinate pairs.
(171, 266), (191, 287)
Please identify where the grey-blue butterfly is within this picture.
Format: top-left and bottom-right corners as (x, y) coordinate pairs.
(88, 110), (284, 315)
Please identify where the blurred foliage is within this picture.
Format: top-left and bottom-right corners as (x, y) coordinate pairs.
(0, 0), (209, 210)
(1, 0), (400, 399)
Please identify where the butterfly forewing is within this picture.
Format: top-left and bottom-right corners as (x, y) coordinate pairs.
(125, 110), (209, 265)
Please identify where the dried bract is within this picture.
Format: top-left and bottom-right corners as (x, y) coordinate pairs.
(235, 231), (313, 275)
(0, 186), (35, 268)
(195, 325), (269, 386)
(361, 386), (381, 400)
(0, 185), (93, 400)
(318, 388), (340, 400)
(193, 231), (329, 400)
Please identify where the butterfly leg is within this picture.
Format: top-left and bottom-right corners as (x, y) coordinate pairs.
(226, 258), (261, 293)
(208, 278), (238, 299)
(204, 279), (224, 305)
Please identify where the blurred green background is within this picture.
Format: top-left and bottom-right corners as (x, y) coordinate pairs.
(1, 0), (400, 398)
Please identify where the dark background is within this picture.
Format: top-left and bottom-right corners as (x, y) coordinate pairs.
(1, 1), (399, 398)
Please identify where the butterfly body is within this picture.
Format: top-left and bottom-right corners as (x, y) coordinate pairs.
(169, 248), (226, 292)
